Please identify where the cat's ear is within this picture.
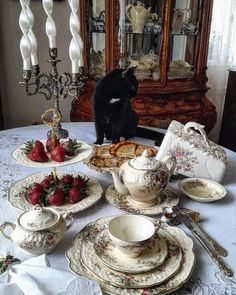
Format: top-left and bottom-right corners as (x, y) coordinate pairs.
(121, 66), (137, 78)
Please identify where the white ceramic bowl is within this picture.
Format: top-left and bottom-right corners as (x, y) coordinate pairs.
(108, 215), (157, 258)
(179, 177), (227, 202)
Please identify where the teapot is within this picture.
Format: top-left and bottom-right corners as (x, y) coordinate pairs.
(126, 1), (151, 33)
(0, 206), (74, 256)
(110, 150), (176, 207)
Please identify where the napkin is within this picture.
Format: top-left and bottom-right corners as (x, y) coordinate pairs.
(0, 254), (102, 295)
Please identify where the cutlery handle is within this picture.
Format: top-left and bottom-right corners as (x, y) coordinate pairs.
(199, 227), (227, 257)
(192, 229), (233, 277)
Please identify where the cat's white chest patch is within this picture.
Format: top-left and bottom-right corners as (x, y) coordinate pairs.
(109, 98), (121, 104)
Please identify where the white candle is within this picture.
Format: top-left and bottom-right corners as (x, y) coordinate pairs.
(42, 0), (57, 48)
(25, 4), (38, 66)
(119, 0), (125, 29)
(19, 2), (32, 70)
(68, 0), (83, 73)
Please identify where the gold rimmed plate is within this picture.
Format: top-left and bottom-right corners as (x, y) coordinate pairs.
(105, 184), (179, 216)
(8, 171), (103, 214)
(93, 228), (168, 274)
(11, 140), (93, 168)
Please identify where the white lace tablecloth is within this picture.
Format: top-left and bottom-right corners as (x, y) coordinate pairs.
(0, 122), (236, 294)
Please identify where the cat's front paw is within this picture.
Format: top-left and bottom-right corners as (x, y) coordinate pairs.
(94, 139), (104, 145)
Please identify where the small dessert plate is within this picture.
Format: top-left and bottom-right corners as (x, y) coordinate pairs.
(179, 178), (227, 202)
(94, 229), (168, 274)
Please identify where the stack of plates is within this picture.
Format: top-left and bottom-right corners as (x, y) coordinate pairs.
(66, 216), (195, 294)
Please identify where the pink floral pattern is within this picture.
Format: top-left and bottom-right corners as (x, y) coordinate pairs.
(168, 144), (199, 172)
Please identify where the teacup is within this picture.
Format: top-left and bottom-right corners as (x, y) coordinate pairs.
(108, 215), (157, 258)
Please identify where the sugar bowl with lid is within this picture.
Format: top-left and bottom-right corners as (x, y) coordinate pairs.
(0, 206), (74, 255)
(110, 150), (176, 207)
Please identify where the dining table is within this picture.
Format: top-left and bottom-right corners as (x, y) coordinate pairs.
(0, 122), (236, 295)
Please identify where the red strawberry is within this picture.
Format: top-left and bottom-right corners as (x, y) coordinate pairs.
(22, 140), (48, 163)
(46, 136), (60, 152)
(50, 146), (65, 162)
(47, 187), (65, 206)
(61, 175), (74, 184)
(28, 183), (43, 195)
(28, 146), (49, 162)
(60, 139), (82, 156)
(28, 191), (43, 205)
(72, 177), (87, 188)
(68, 187), (82, 203)
(34, 140), (45, 151)
(40, 178), (51, 189)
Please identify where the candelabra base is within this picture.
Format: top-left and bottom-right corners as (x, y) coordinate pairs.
(47, 126), (69, 139)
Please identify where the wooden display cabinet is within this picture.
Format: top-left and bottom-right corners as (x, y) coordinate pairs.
(70, 0), (216, 133)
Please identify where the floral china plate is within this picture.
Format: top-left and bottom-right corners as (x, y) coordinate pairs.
(8, 171), (103, 214)
(80, 227), (182, 289)
(66, 216), (195, 294)
(11, 140), (93, 168)
(105, 184), (179, 215)
(179, 178), (227, 202)
(93, 229), (168, 274)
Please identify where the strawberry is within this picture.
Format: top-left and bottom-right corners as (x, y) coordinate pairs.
(40, 178), (51, 189)
(22, 140), (48, 163)
(28, 191), (43, 205)
(50, 146), (65, 162)
(46, 136), (60, 152)
(60, 139), (82, 156)
(72, 176), (87, 188)
(47, 187), (65, 206)
(28, 146), (49, 162)
(22, 140), (45, 153)
(68, 187), (82, 203)
(28, 183), (43, 195)
(61, 175), (74, 184)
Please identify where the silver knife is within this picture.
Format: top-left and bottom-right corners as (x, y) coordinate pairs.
(172, 206), (233, 277)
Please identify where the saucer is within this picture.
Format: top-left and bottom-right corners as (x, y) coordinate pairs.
(179, 178), (227, 202)
(105, 184), (179, 215)
(94, 229), (168, 274)
(80, 227), (183, 288)
(66, 216), (195, 294)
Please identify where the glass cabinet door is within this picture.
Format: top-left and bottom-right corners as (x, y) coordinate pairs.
(168, 0), (200, 79)
(88, 0), (106, 79)
(123, 0), (164, 81)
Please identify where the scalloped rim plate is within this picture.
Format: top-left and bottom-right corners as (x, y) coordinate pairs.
(11, 140), (93, 168)
(178, 177), (227, 202)
(65, 216), (195, 295)
(105, 184), (179, 215)
(8, 171), (103, 214)
(93, 228), (168, 274)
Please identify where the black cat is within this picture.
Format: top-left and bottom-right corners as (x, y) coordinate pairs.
(92, 67), (164, 145)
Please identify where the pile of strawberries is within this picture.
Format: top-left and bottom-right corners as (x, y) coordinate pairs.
(21, 137), (82, 163)
(20, 173), (88, 206)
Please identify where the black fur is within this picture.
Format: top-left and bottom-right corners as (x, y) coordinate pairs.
(92, 67), (164, 145)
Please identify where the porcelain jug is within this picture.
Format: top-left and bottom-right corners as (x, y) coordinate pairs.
(126, 1), (151, 33)
(172, 8), (191, 34)
(110, 150), (176, 207)
(0, 206), (74, 256)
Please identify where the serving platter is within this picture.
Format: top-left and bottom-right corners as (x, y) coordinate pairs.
(105, 184), (179, 215)
(179, 177), (227, 202)
(66, 216), (195, 295)
(8, 171), (103, 214)
(11, 140), (93, 168)
(86, 142), (158, 172)
(93, 229), (168, 274)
